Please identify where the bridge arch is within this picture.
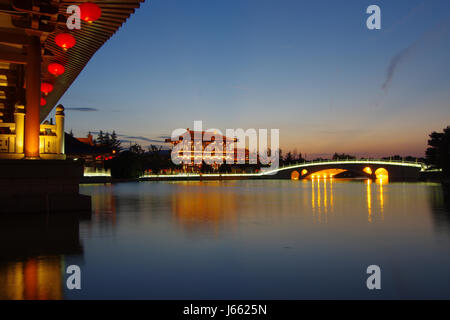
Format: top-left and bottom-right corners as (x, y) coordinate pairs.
(260, 159), (424, 180)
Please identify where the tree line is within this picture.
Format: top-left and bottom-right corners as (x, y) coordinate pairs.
(93, 126), (450, 180)
(426, 125), (450, 180)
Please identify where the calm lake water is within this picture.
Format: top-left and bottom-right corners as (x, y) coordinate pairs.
(1, 179), (450, 299)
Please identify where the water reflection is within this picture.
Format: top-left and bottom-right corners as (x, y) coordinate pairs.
(429, 183), (450, 233)
(171, 182), (238, 233)
(91, 184), (117, 222)
(310, 177), (337, 223)
(116, 179), (386, 231)
(378, 179), (385, 220)
(365, 179), (387, 223)
(0, 213), (84, 300)
(75, 180), (450, 298)
(367, 179), (372, 223)
(3, 180), (450, 299)
(0, 257), (63, 300)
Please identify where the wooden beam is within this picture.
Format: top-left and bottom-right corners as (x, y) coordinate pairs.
(0, 46), (27, 64)
(0, 30), (30, 45)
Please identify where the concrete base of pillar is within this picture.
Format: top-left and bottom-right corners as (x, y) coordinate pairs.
(39, 154), (66, 160)
(0, 153), (25, 160)
(0, 159), (91, 215)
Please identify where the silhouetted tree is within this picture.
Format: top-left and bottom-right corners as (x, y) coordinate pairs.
(129, 143), (145, 155)
(105, 150), (144, 179)
(284, 150), (305, 164)
(277, 148), (284, 166)
(332, 152), (356, 160)
(110, 131), (122, 152)
(426, 126), (450, 179)
(285, 152), (293, 164)
(201, 160), (213, 173)
(96, 130), (104, 145)
(104, 132), (111, 147)
(144, 145), (164, 174)
(218, 163), (232, 173)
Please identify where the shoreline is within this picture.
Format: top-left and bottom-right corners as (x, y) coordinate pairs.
(80, 175), (447, 184)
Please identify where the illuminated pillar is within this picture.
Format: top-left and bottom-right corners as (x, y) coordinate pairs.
(55, 105), (65, 154)
(24, 36), (41, 159)
(14, 104), (25, 154)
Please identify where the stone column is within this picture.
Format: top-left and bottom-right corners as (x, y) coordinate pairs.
(24, 36), (41, 158)
(14, 104), (25, 154)
(55, 105), (65, 154)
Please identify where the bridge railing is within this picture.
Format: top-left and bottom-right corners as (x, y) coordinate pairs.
(140, 158), (428, 178)
(283, 158), (424, 164)
(274, 158), (427, 171)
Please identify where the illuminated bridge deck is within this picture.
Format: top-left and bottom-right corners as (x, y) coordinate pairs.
(140, 159), (427, 181)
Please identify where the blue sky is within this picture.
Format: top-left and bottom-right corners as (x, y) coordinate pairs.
(53, 0), (450, 157)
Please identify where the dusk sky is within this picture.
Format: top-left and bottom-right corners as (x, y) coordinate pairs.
(51, 0), (450, 158)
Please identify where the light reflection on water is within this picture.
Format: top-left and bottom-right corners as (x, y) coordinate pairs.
(1, 180), (450, 299)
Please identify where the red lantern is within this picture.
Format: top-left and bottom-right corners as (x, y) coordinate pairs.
(79, 2), (102, 23)
(40, 97), (46, 106)
(41, 82), (54, 95)
(55, 33), (76, 50)
(48, 63), (65, 76)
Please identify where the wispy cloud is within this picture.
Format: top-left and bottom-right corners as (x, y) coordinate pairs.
(65, 107), (99, 112)
(382, 16), (450, 92)
(157, 135), (171, 139)
(116, 134), (166, 144)
(87, 131), (166, 144)
(381, 44), (416, 92)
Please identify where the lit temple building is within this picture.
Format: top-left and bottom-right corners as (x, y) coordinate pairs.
(165, 128), (251, 171)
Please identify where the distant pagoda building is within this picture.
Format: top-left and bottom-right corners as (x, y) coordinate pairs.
(165, 128), (251, 172)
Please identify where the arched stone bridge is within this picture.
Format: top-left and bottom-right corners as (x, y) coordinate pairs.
(260, 159), (426, 180)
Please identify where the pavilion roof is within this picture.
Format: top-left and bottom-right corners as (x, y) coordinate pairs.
(0, 0), (144, 123)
